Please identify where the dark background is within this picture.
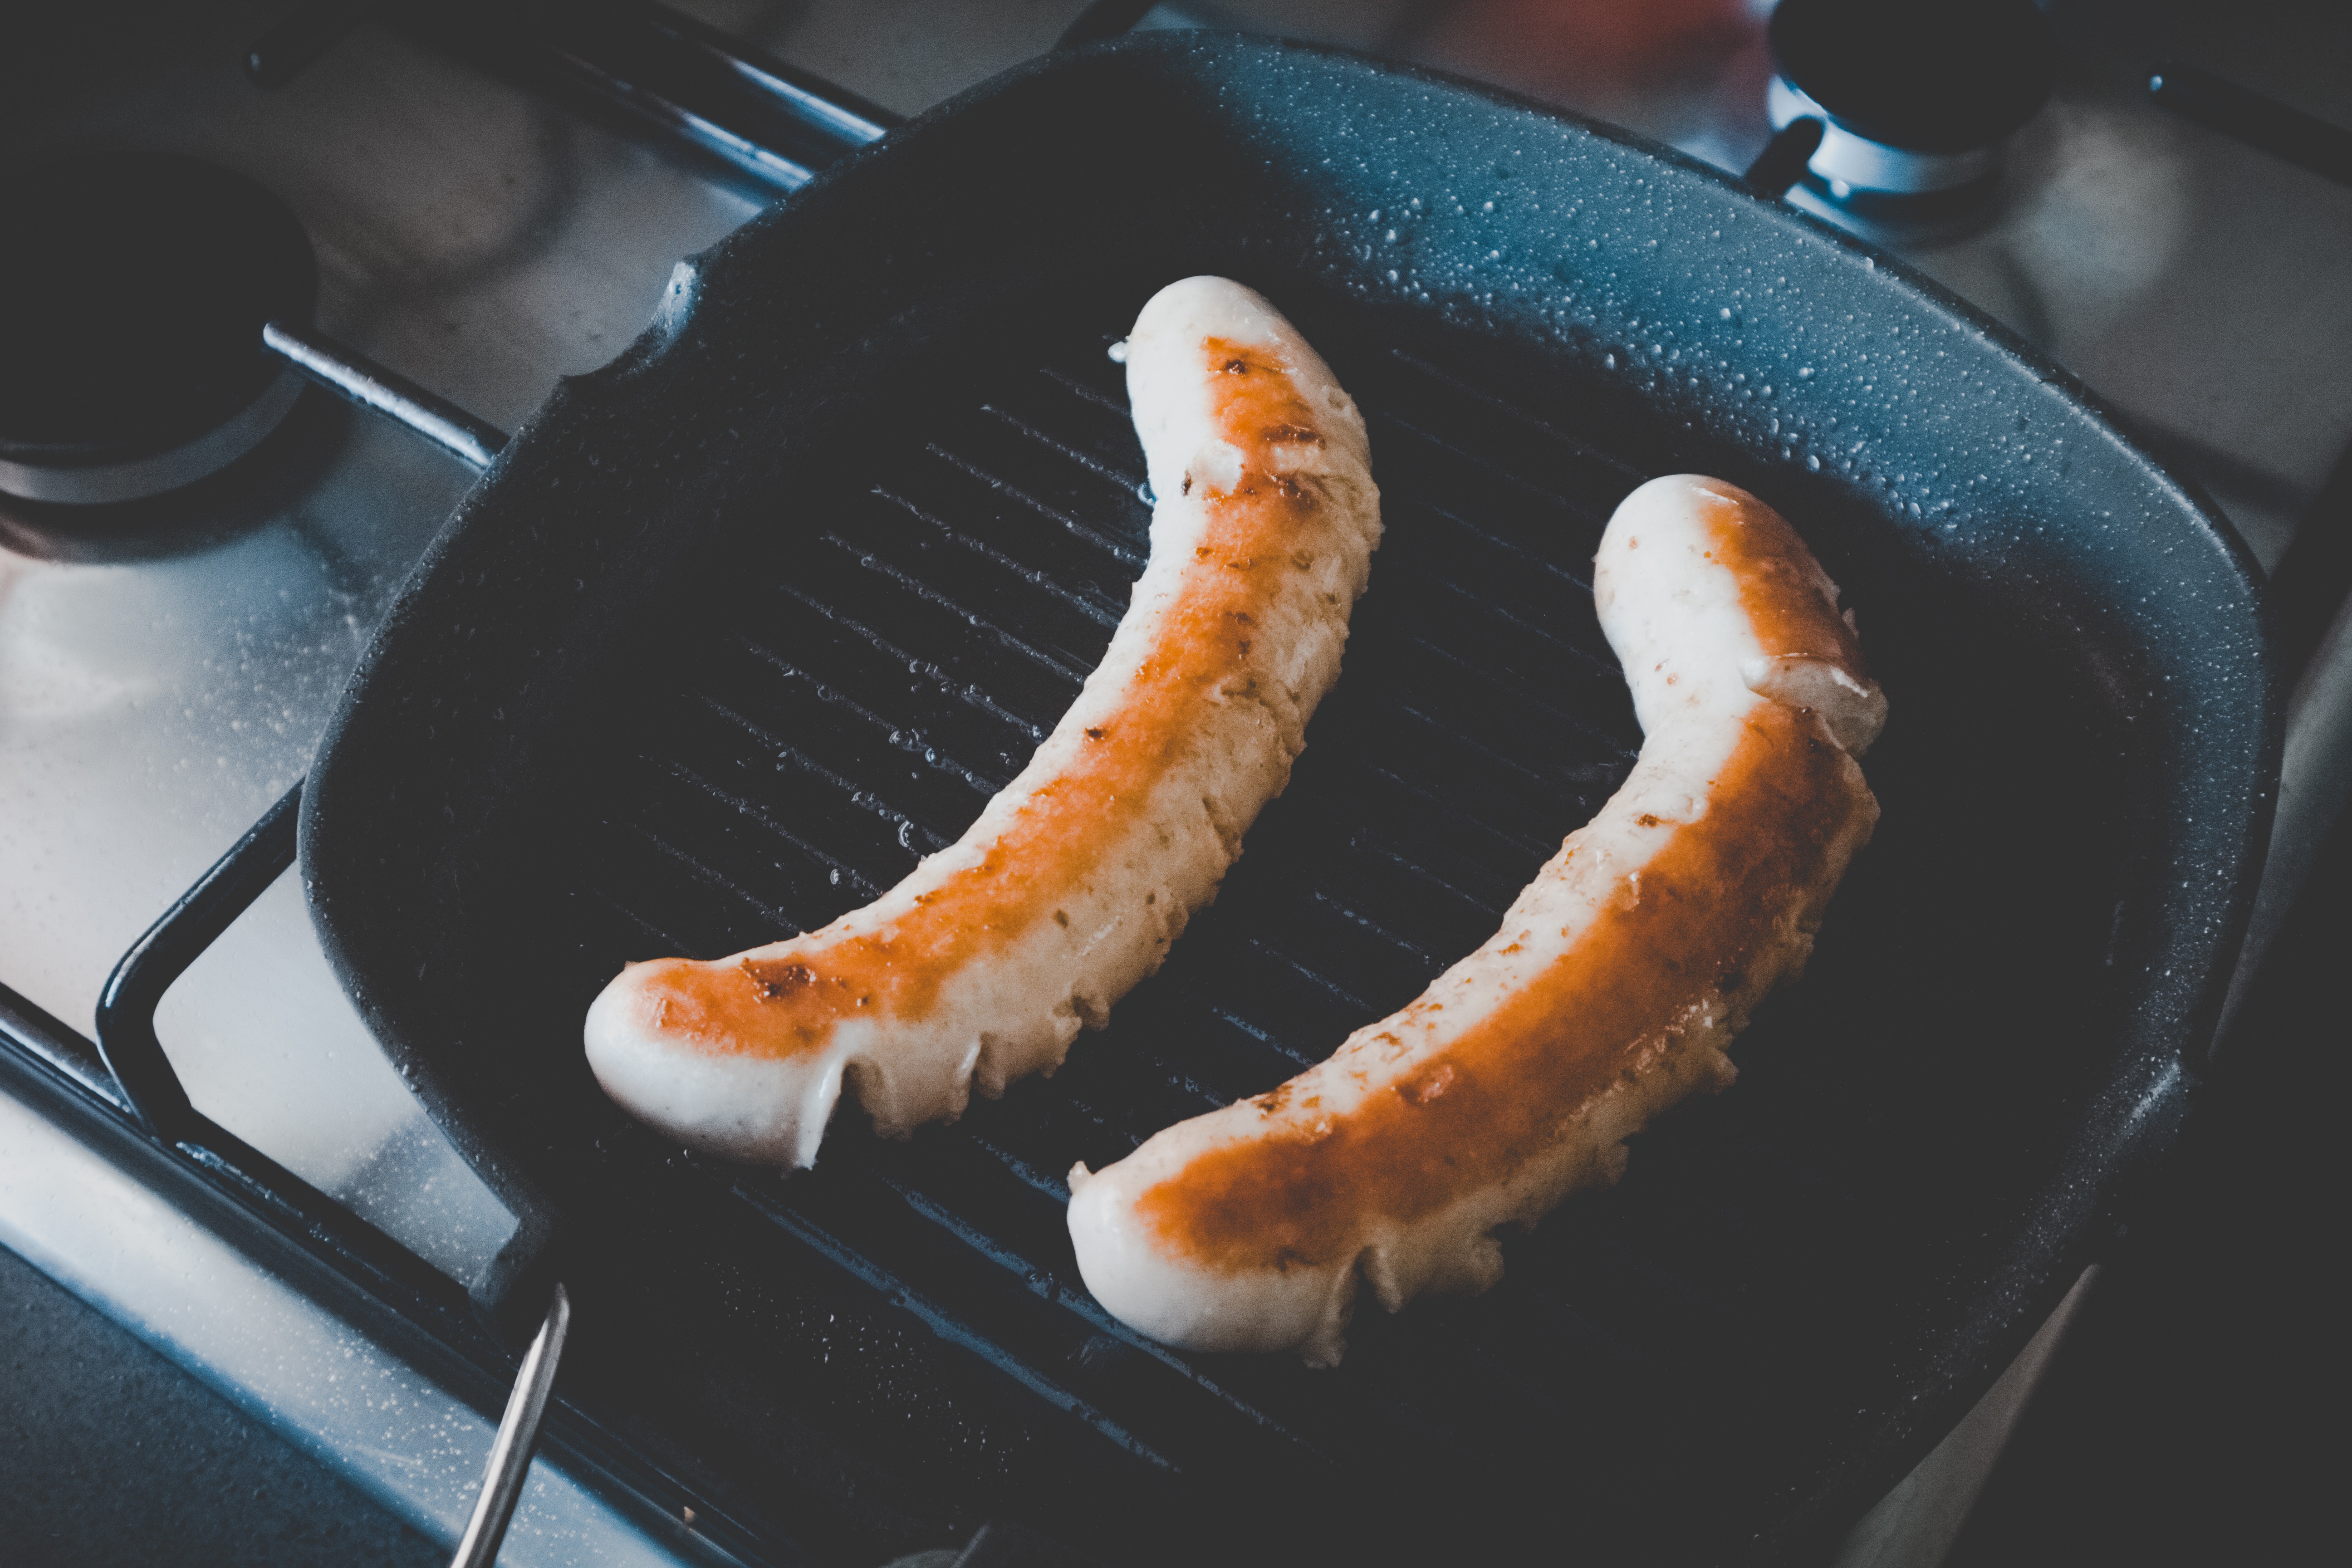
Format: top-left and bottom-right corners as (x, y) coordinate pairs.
(1946, 797), (2349, 1567)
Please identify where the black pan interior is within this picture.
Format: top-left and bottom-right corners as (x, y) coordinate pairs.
(300, 35), (2275, 1567)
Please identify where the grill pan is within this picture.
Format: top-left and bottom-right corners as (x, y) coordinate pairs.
(299, 34), (2277, 1566)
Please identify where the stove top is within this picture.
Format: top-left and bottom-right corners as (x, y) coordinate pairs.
(3, 3), (2346, 1564)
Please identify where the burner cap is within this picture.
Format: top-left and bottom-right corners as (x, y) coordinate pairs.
(0, 152), (317, 505)
(1769, 0), (2055, 155)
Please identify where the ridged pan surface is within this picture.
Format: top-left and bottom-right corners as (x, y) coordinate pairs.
(300, 34), (2276, 1568)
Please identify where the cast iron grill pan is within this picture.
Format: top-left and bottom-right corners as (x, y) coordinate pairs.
(300, 36), (2275, 1567)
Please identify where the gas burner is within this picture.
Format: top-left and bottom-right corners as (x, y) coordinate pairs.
(1764, 0), (2053, 226)
(0, 152), (316, 507)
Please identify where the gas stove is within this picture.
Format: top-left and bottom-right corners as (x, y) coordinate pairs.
(2, 3), (2346, 1564)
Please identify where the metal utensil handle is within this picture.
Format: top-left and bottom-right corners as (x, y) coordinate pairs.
(450, 1282), (573, 1568)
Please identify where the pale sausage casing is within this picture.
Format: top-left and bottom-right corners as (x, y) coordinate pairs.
(583, 278), (1382, 1166)
(1065, 475), (1886, 1365)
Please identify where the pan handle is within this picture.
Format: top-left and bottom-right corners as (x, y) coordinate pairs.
(94, 780), (560, 1332)
(96, 784), (308, 1147)
(98, 786), (580, 1563)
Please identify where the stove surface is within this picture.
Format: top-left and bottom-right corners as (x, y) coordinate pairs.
(2, 2), (2345, 1563)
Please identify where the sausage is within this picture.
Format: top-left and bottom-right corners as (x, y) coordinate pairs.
(584, 277), (1382, 1166)
(1064, 475), (1885, 1365)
